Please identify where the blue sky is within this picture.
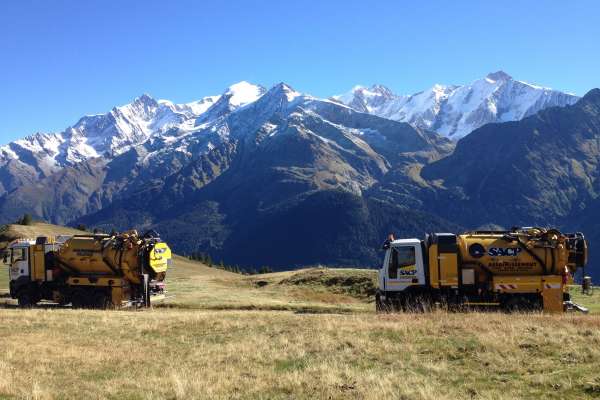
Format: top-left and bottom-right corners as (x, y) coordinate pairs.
(1, 1), (599, 142)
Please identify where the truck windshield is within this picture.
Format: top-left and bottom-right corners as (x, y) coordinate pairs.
(388, 246), (415, 279)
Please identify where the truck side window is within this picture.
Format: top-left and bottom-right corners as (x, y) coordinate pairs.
(11, 248), (26, 263)
(389, 248), (398, 279)
(397, 247), (415, 267)
(388, 246), (415, 279)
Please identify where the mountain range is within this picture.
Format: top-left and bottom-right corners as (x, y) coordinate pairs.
(0, 72), (598, 278)
(333, 71), (579, 138)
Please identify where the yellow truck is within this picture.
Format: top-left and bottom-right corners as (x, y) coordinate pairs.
(4, 230), (171, 308)
(376, 227), (589, 313)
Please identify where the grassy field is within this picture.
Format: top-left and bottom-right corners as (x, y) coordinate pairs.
(1, 224), (600, 399)
(1, 306), (600, 399)
(160, 257), (375, 313)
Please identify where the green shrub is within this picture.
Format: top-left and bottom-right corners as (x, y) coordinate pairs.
(19, 214), (33, 226)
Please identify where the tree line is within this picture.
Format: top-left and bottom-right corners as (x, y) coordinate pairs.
(187, 252), (273, 275)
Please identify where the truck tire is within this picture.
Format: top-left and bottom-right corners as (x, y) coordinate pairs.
(17, 291), (34, 308)
(375, 293), (386, 312)
(503, 295), (542, 312)
(71, 290), (85, 309)
(91, 291), (111, 309)
(503, 297), (524, 312)
(403, 294), (432, 313)
(376, 293), (393, 313)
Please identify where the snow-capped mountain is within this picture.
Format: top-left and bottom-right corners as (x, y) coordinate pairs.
(0, 72), (579, 199)
(195, 81), (266, 124)
(333, 71), (579, 138)
(0, 81), (265, 195)
(0, 79), (451, 225)
(0, 72), (577, 189)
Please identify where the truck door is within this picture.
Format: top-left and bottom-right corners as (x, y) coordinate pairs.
(9, 247), (29, 282)
(384, 243), (425, 291)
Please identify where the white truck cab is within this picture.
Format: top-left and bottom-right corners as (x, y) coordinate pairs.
(5, 240), (35, 284)
(3, 238), (66, 305)
(376, 237), (431, 311)
(378, 238), (426, 293)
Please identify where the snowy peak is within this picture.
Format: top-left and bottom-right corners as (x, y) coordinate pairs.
(224, 81), (266, 107)
(133, 93), (159, 108)
(333, 84), (398, 114)
(370, 84), (395, 98)
(159, 95), (221, 118)
(221, 82), (307, 141)
(336, 84), (395, 101)
(485, 70), (513, 83)
(211, 82), (304, 133)
(196, 81), (266, 124)
(239, 82), (305, 121)
(337, 72), (579, 138)
(267, 82), (302, 102)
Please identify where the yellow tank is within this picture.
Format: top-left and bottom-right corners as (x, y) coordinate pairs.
(55, 230), (172, 284)
(458, 228), (587, 277)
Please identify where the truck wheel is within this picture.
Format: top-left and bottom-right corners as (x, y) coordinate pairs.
(71, 291), (84, 309)
(375, 293), (392, 313)
(91, 291), (111, 309)
(404, 294), (432, 313)
(504, 296), (542, 312)
(504, 297), (522, 312)
(375, 293), (385, 312)
(504, 296), (533, 312)
(17, 291), (34, 308)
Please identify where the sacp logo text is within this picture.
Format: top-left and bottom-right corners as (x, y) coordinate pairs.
(488, 247), (522, 257)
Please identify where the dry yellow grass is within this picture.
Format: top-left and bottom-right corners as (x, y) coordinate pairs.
(0, 309), (599, 399)
(1, 225), (600, 399)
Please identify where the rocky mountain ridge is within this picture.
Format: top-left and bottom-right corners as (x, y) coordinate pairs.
(333, 71), (579, 138)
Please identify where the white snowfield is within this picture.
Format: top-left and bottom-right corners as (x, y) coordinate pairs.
(333, 71), (579, 139)
(0, 72), (579, 178)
